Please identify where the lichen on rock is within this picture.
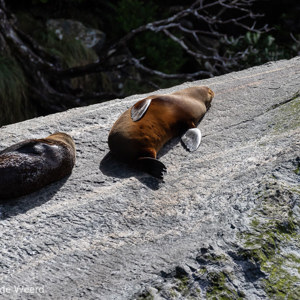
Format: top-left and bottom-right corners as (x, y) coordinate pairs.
(238, 172), (300, 299)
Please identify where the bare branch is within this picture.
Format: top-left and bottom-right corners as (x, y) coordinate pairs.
(131, 58), (211, 80)
(0, 0), (272, 117)
(163, 29), (223, 62)
(54, 0), (270, 80)
(290, 33), (300, 45)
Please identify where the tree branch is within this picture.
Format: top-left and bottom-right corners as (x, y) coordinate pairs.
(53, 0), (269, 80)
(131, 57), (211, 80)
(0, 0), (271, 116)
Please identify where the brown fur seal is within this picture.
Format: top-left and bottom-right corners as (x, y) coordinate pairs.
(108, 86), (214, 179)
(0, 132), (76, 200)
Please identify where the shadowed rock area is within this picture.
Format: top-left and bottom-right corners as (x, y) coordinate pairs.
(0, 57), (299, 299)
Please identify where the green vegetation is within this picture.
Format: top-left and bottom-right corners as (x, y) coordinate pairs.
(1, 1), (299, 126)
(135, 290), (154, 300)
(40, 31), (98, 91)
(198, 267), (207, 275)
(294, 163), (300, 175)
(114, 0), (186, 74)
(175, 275), (189, 293)
(42, 33), (97, 68)
(206, 271), (244, 300)
(225, 32), (297, 69)
(17, 11), (98, 70)
(160, 255), (243, 299)
(0, 12), (99, 126)
(239, 181), (300, 299)
(272, 95), (300, 133)
(116, 0), (157, 32)
(0, 55), (34, 125)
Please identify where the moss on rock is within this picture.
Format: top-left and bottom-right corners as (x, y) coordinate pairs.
(206, 271), (245, 300)
(272, 94), (300, 133)
(239, 178), (300, 299)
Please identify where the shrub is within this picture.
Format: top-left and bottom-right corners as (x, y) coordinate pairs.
(0, 56), (32, 126)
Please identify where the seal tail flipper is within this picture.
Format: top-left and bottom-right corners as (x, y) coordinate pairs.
(137, 157), (167, 179)
(181, 128), (202, 152)
(131, 98), (152, 121)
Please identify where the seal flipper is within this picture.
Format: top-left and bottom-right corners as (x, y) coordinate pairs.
(181, 128), (202, 152)
(131, 98), (152, 122)
(0, 140), (43, 155)
(137, 157), (167, 179)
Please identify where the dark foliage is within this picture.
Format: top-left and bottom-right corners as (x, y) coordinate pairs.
(0, 0), (299, 126)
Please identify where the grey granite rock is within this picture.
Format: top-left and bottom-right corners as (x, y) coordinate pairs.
(47, 19), (106, 53)
(0, 57), (299, 299)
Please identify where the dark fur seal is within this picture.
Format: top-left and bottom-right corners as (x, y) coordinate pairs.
(0, 132), (76, 200)
(108, 86), (214, 179)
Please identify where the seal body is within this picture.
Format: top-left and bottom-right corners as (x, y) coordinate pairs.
(108, 86), (214, 178)
(0, 132), (76, 200)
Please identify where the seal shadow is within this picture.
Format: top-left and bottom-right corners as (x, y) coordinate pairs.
(100, 152), (161, 190)
(0, 176), (70, 220)
(99, 137), (182, 190)
(157, 136), (182, 159)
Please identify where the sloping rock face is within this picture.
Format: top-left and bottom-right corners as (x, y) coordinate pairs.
(0, 57), (299, 299)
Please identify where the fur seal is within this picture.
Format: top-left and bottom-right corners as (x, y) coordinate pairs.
(0, 132), (76, 200)
(108, 86), (214, 179)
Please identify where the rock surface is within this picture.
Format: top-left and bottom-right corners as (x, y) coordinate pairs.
(0, 57), (299, 299)
(47, 19), (106, 53)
